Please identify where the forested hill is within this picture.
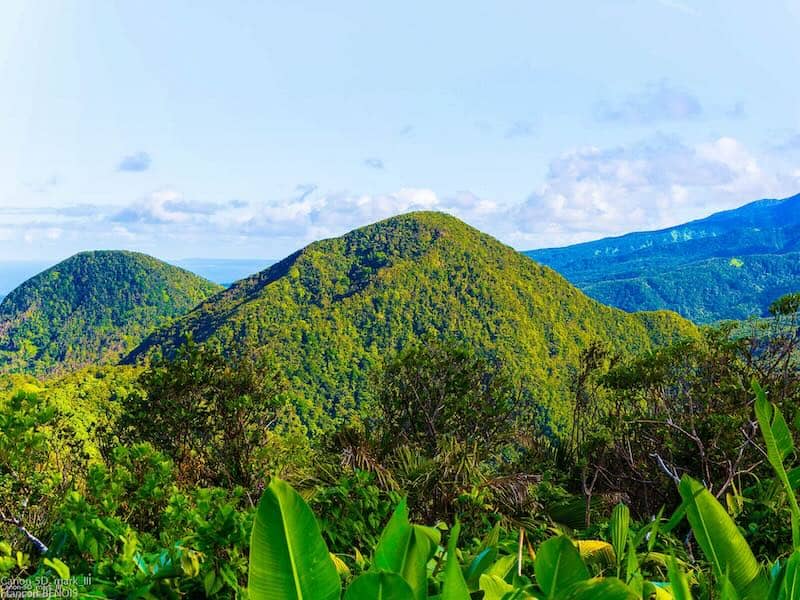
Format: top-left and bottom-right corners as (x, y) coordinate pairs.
(526, 193), (800, 323)
(126, 211), (696, 427)
(0, 251), (222, 375)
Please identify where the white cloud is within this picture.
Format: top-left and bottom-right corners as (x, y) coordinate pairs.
(509, 135), (800, 248)
(1, 135), (798, 258)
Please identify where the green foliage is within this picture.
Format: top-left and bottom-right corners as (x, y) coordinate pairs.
(0, 392), (83, 555)
(678, 475), (769, 599)
(374, 339), (521, 454)
(126, 212), (695, 431)
(753, 381), (800, 548)
(311, 470), (402, 554)
(0, 250), (221, 375)
(8, 213), (800, 599)
(526, 194), (800, 323)
(122, 338), (288, 488)
(248, 478), (341, 600)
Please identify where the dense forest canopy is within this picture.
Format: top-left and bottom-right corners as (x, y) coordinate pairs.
(0, 251), (222, 376)
(527, 193), (800, 322)
(2, 213), (800, 598)
(126, 212), (695, 430)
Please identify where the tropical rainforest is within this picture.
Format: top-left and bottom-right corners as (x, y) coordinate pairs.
(527, 193), (800, 323)
(2, 212), (800, 599)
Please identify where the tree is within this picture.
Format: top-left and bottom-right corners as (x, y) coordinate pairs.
(373, 339), (520, 456)
(122, 339), (286, 492)
(0, 392), (82, 556)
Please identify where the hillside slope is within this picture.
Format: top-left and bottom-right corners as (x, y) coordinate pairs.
(126, 212), (695, 427)
(526, 193), (800, 322)
(0, 251), (222, 375)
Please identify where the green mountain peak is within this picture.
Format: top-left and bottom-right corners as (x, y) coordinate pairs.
(0, 250), (223, 375)
(126, 212), (696, 428)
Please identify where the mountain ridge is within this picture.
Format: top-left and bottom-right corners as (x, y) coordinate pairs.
(526, 193), (800, 322)
(126, 211), (696, 428)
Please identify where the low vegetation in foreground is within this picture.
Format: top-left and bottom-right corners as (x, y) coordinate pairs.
(3, 293), (800, 598)
(2, 215), (800, 598)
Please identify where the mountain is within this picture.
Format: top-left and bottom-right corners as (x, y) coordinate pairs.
(526, 193), (800, 323)
(126, 212), (695, 428)
(0, 251), (223, 375)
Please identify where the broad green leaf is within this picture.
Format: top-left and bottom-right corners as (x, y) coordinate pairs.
(479, 573), (515, 600)
(642, 580), (673, 600)
(373, 500), (432, 600)
(754, 381), (800, 549)
(486, 553), (517, 579)
(610, 503), (630, 577)
(344, 571), (416, 600)
(374, 499), (413, 572)
(534, 536), (589, 599)
(662, 498), (688, 535)
(555, 577), (637, 599)
(767, 559), (786, 600)
(575, 540), (614, 568)
(718, 574), (741, 600)
(248, 478), (340, 600)
(43, 557), (70, 580)
(413, 524), (442, 556)
(465, 547), (498, 588)
(625, 538), (640, 582)
(442, 522), (470, 600)
(788, 467), (800, 490)
(772, 406), (794, 461)
(678, 475), (768, 600)
(784, 551), (800, 600)
(667, 555), (692, 600)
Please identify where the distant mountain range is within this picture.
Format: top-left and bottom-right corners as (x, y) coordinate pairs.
(125, 212), (694, 427)
(526, 193), (800, 323)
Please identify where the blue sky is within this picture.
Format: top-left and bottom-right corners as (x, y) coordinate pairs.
(1, 0), (799, 261)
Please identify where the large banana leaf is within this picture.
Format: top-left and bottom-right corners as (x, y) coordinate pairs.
(667, 554), (692, 600)
(610, 503), (630, 578)
(248, 478), (341, 600)
(754, 381), (800, 549)
(479, 573), (515, 600)
(554, 577), (637, 599)
(344, 571), (416, 600)
(465, 547), (498, 588)
(784, 551), (800, 600)
(678, 475), (768, 600)
(534, 536), (589, 599)
(441, 522), (471, 600)
(373, 499), (435, 600)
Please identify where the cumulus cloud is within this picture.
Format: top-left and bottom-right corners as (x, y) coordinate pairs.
(110, 190), (229, 224)
(117, 151), (152, 172)
(595, 81), (703, 124)
(510, 135), (800, 248)
(364, 158), (385, 170)
(3, 134), (798, 259)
